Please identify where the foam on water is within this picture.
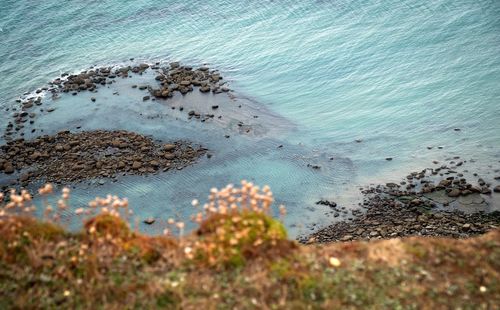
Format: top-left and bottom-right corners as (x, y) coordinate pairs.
(1, 0), (499, 236)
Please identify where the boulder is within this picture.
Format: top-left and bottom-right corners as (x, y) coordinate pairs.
(3, 162), (15, 174)
(447, 189), (461, 197)
(132, 161), (142, 170)
(163, 144), (176, 151)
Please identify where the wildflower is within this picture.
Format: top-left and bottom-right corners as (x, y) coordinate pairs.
(195, 212), (203, 223)
(176, 222), (185, 229)
(279, 205), (287, 216)
(184, 246), (194, 259)
(21, 190), (32, 201)
(191, 199), (199, 207)
(75, 208), (84, 215)
(479, 286), (487, 293)
(38, 183), (54, 195)
(163, 228), (170, 235)
(329, 257), (341, 267)
(168, 218), (175, 225)
(219, 205), (228, 214)
(63, 290), (71, 297)
(57, 200), (67, 209)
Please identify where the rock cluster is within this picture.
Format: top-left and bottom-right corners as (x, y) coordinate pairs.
(304, 195), (499, 243)
(58, 65), (141, 93)
(0, 130), (206, 188)
(301, 158), (500, 244)
(150, 62), (229, 98)
(3, 61), (230, 141)
(3, 64), (155, 140)
(399, 164), (494, 197)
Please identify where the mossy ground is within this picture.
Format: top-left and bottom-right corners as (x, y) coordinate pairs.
(0, 213), (498, 309)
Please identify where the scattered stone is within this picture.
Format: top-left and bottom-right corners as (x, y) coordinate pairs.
(316, 200), (337, 208)
(301, 162), (500, 244)
(3, 61), (234, 140)
(308, 164), (321, 169)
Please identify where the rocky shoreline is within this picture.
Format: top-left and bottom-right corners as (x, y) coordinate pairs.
(3, 61), (231, 141)
(0, 130), (206, 190)
(302, 159), (500, 244)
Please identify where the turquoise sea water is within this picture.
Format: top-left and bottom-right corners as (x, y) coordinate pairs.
(1, 0), (499, 236)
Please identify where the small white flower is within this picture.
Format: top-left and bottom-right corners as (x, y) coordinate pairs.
(75, 208), (84, 215)
(329, 257), (341, 267)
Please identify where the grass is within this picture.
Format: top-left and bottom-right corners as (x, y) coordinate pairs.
(0, 182), (499, 309)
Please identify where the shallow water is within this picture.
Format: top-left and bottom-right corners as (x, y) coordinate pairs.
(1, 0), (499, 236)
